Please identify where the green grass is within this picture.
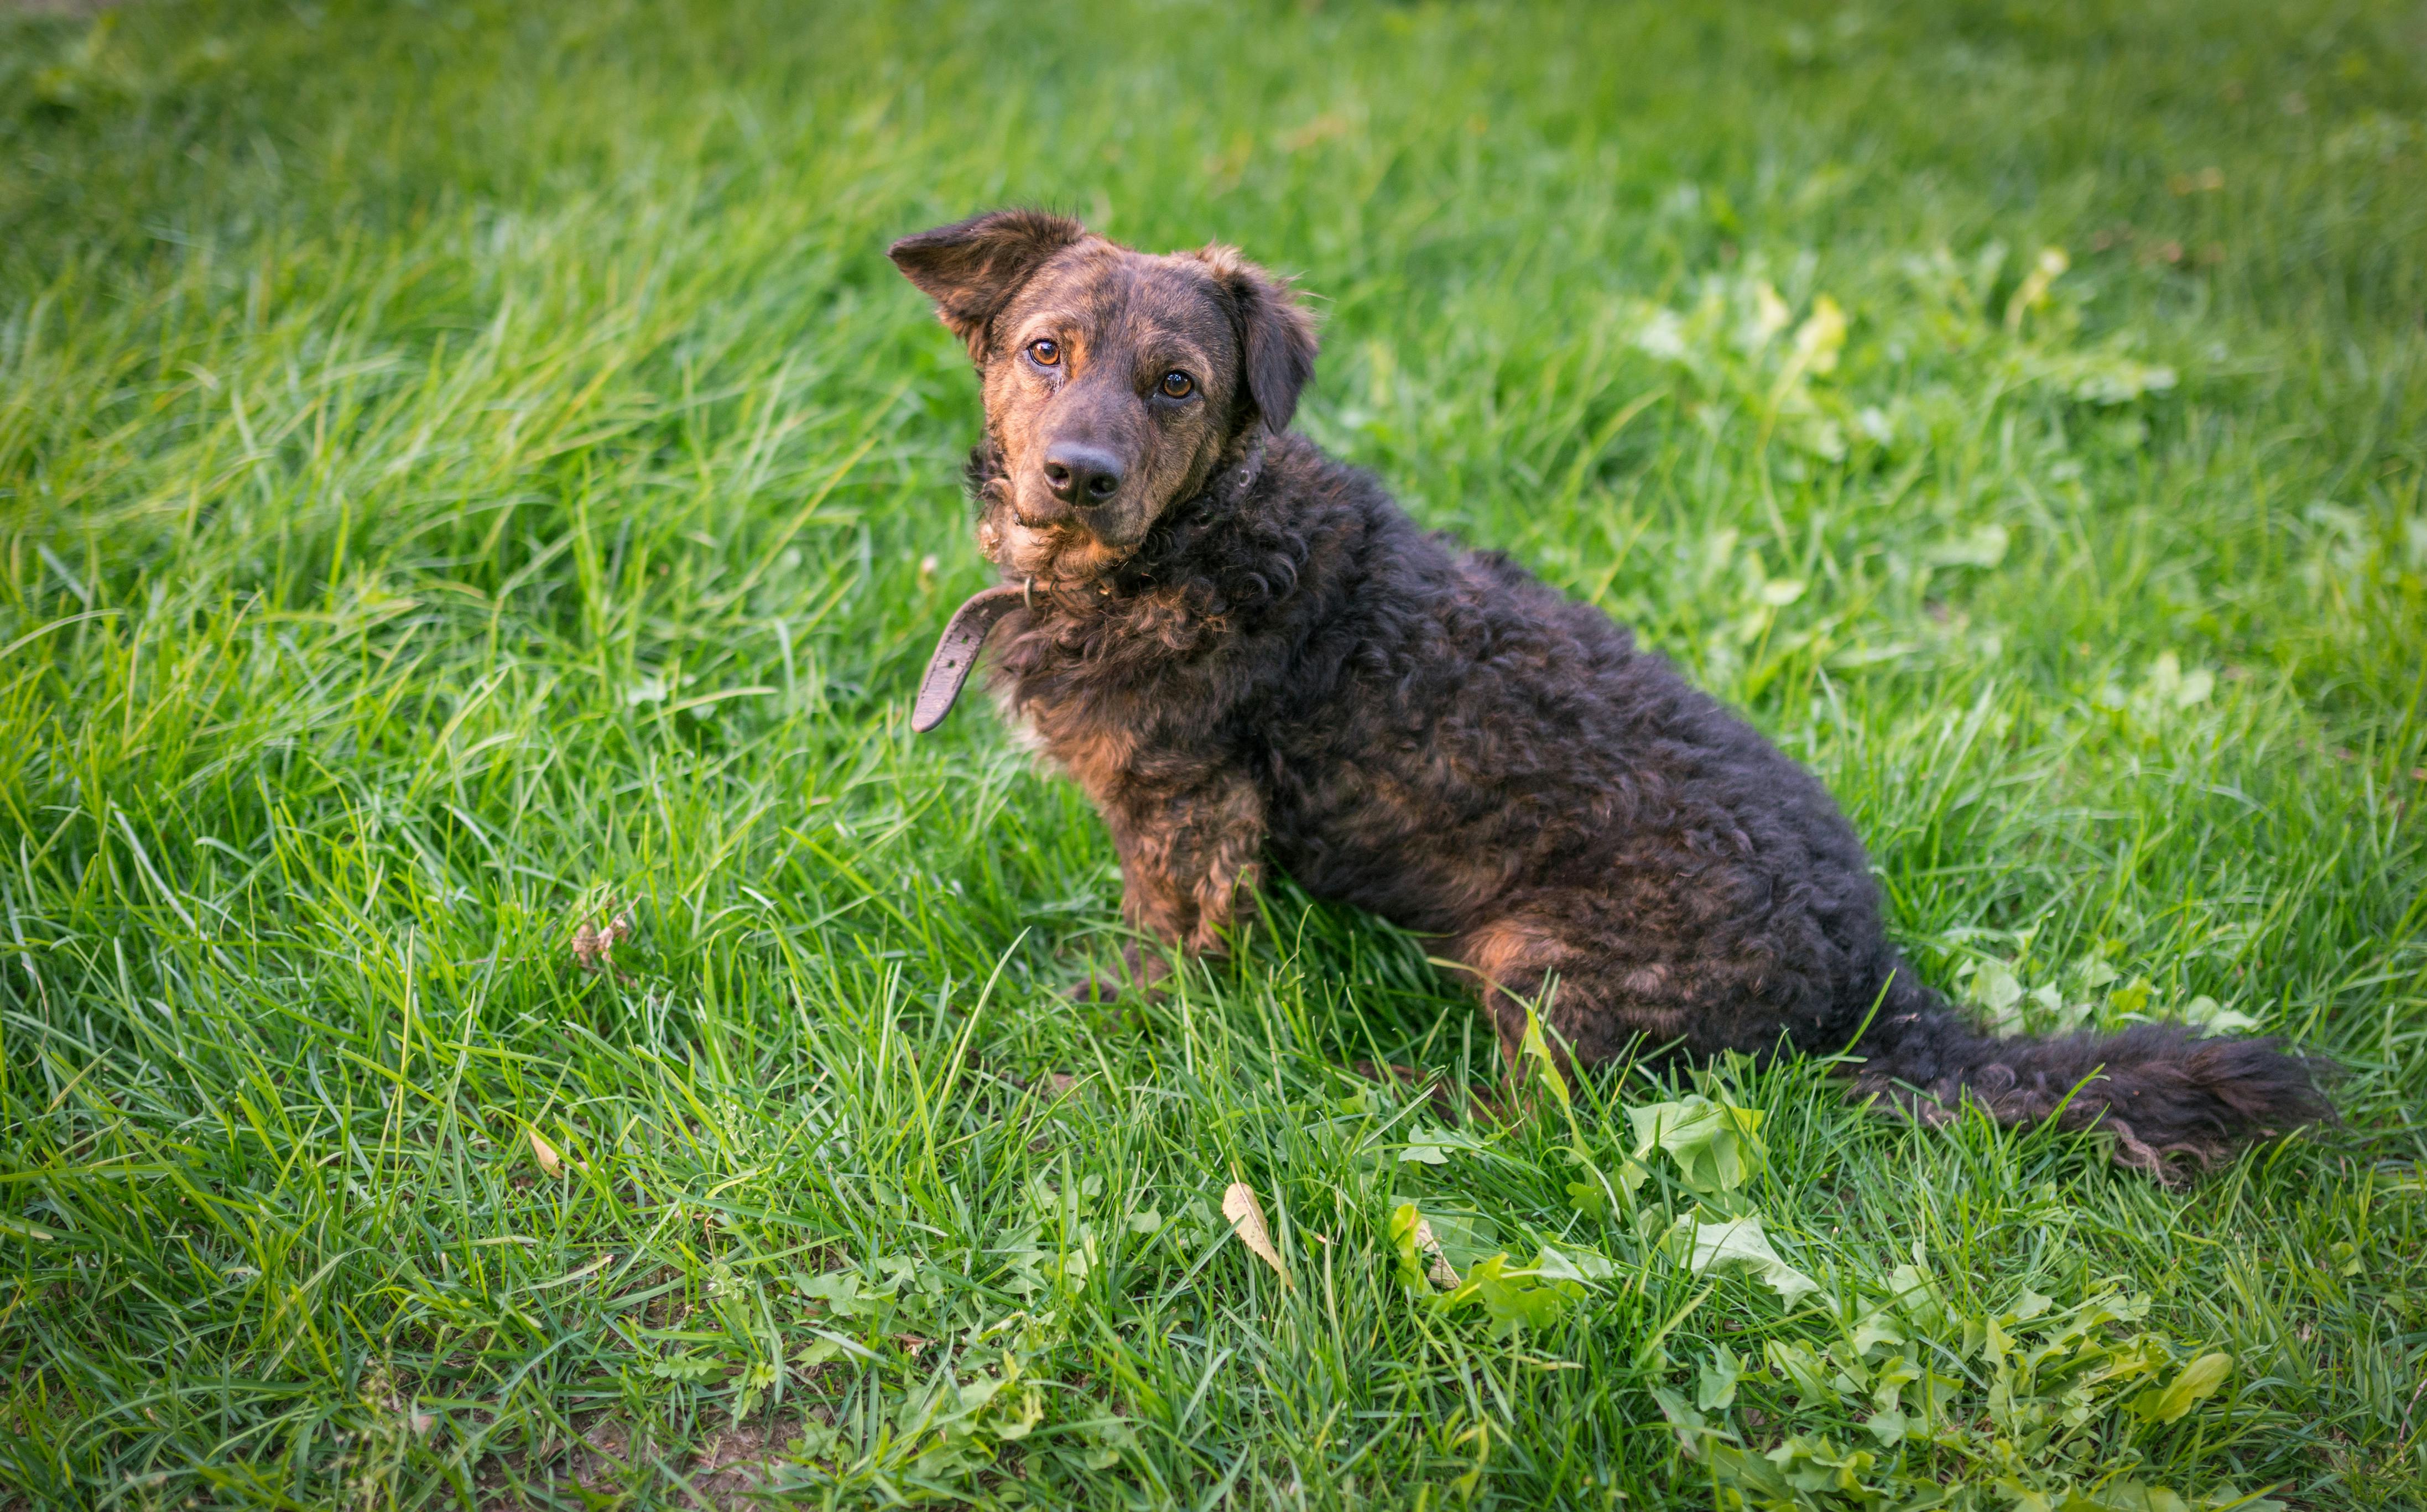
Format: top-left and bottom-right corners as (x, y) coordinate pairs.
(3, 0), (2424, 1506)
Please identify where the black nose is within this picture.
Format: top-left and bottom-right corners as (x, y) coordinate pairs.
(1041, 443), (1123, 507)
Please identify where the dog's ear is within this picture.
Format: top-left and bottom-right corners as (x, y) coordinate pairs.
(888, 209), (1088, 361)
(1189, 245), (1320, 434)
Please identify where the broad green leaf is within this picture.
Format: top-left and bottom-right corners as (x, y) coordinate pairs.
(2133, 1352), (2233, 1424)
(1627, 1095), (1767, 1193)
(1399, 1123), (1487, 1165)
(1387, 1201), (1460, 1292)
(793, 1338), (844, 1370)
(1561, 1144), (1642, 1221)
(2183, 995), (2262, 1034)
(1053, 1226), (1096, 1284)
(1850, 1306), (1907, 1355)
(1649, 1385), (1708, 1451)
(1529, 1242), (1616, 1285)
(1766, 1339), (1839, 1406)
(1667, 1213), (1817, 1305)
(1697, 1344), (1741, 1410)
(992, 1379), (1045, 1441)
(649, 1351), (719, 1382)
(1966, 961), (2024, 1014)
(1869, 1352), (1921, 1415)
(732, 1359), (780, 1424)
(785, 1421), (842, 1463)
(1886, 1258), (1946, 1331)
(1433, 1251), (1583, 1338)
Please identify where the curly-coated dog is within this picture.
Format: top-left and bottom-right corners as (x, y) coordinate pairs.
(888, 208), (2326, 1177)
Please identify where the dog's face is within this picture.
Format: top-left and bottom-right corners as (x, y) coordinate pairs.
(890, 210), (1317, 584)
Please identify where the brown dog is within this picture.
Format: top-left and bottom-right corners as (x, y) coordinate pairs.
(889, 209), (2324, 1176)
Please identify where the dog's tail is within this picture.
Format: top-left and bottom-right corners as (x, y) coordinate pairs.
(1848, 973), (2329, 1177)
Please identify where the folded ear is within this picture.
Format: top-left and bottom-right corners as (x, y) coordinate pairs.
(1189, 244), (1320, 434)
(888, 209), (1089, 361)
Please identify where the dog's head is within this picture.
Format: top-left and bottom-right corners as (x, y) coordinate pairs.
(889, 210), (1317, 583)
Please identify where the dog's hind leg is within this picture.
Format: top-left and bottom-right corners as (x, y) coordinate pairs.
(1454, 914), (1699, 1076)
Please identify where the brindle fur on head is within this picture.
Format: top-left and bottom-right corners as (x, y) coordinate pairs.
(888, 210), (1316, 589)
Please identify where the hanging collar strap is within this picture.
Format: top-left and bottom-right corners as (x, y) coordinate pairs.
(909, 581), (1026, 734)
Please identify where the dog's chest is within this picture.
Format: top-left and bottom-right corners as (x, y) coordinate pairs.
(995, 657), (1235, 802)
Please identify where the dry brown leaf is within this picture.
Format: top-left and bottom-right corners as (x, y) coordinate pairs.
(1221, 1182), (1291, 1287)
(1413, 1217), (1461, 1290)
(529, 1127), (565, 1178)
(571, 909), (633, 974)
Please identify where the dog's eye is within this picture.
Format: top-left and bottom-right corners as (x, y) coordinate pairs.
(1160, 371), (1195, 399)
(1027, 338), (1060, 367)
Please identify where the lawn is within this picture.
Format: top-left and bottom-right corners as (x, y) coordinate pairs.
(3, 0), (2424, 1506)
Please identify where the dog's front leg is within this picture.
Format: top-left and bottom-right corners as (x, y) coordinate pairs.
(1083, 769), (1265, 1000)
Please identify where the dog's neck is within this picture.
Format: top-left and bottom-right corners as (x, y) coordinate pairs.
(1190, 432), (1270, 517)
(1126, 432), (1270, 575)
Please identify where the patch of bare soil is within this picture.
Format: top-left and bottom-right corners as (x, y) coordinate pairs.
(470, 1414), (825, 1510)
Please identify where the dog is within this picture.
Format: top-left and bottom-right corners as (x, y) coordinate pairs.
(887, 208), (2326, 1177)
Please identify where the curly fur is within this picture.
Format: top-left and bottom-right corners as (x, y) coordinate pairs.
(893, 211), (2330, 1179)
